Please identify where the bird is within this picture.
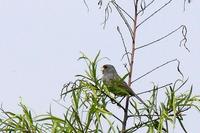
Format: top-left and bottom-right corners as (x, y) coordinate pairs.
(101, 64), (147, 107)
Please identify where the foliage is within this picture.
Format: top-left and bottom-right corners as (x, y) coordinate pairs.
(0, 0), (198, 133)
(0, 53), (199, 132)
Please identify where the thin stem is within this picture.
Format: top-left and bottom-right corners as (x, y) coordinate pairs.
(137, 0), (155, 15)
(112, 1), (134, 39)
(131, 59), (178, 84)
(114, 2), (135, 22)
(117, 26), (131, 65)
(128, 113), (185, 118)
(136, 83), (173, 95)
(137, 0), (173, 28)
(111, 113), (123, 123)
(121, 0), (139, 132)
(135, 25), (186, 50)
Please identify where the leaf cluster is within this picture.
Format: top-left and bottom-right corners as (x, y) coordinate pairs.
(0, 53), (199, 132)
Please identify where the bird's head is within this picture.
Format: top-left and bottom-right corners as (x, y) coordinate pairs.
(102, 64), (117, 75)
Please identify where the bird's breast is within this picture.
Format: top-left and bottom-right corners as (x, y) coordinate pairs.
(102, 73), (115, 84)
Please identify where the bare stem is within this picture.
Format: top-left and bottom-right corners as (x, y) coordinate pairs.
(135, 25), (186, 50)
(136, 83), (173, 95)
(137, 0), (173, 28)
(131, 59), (178, 84)
(121, 0), (139, 132)
(117, 26), (131, 65)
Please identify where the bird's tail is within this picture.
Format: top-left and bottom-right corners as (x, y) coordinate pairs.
(130, 90), (148, 108)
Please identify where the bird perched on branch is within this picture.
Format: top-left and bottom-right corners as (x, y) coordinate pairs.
(102, 64), (147, 107)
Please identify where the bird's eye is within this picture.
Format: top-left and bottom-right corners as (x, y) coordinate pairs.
(103, 65), (107, 69)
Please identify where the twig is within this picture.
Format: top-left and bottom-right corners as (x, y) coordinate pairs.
(131, 59), (178, 84)
(137, 0), (173, 28)
(123, 63), (130, 73)
(125, 117), (160, 132)
(138, 0), (155, 15)
(175, 59), (184, 80)
(136, 83), (173, 95)
(128, 113), (185, 118)
(180, 25), (190, 52)
(112, 1), (134, 39)
(175, 78), (188, 92)
(0, 104), (18, 125)
(102, 2), (112, 29)
(183, 0), (191, 11)
(111, 113), (123, 123)
(125, 106), (188, 133)
(117, 26), (131, 65)
(177, 116), (188, 133)
(135, 25), (186, 50)
(83, 0), (89, 12)
(113, 2), (135, 22)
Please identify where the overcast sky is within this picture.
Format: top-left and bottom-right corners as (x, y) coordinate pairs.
(0, 0), (199, 132)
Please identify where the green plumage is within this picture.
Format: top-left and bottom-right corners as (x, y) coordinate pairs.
(102, 64), (147, 107)
(104, 78), (133, 96)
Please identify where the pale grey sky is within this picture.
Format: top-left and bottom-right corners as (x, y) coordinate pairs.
(0, 0), (199, 132)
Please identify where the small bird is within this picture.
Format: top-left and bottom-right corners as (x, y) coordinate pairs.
(102, 64), (147, 106)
